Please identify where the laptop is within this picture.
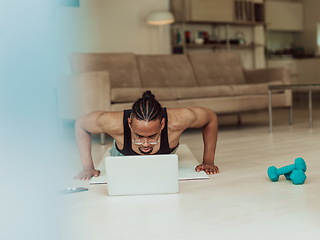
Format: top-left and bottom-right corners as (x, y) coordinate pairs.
(105, 154), (179, 196)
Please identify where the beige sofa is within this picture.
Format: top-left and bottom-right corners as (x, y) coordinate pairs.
(58, 51), (292, 143)
(66, 52), (291, 116)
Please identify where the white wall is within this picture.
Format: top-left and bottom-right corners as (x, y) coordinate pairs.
(57, 0), (171, 73)
(99, 0), (171, 54)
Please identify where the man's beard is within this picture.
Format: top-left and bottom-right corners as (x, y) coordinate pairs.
(138, 147), (153, 155)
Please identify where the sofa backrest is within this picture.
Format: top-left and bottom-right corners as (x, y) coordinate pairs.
(136, 54), (198, 87)
(188, 52), (246, 86)
(70, 53), (141, 88)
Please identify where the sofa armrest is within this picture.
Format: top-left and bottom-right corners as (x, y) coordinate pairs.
(244, 67), (291, 85)
(57, 71), (111, 120)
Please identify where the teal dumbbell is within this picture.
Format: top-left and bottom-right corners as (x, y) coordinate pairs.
(289, 169), (307, 185)
(267, 157), (307, 182)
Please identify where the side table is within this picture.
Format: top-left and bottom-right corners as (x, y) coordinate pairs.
(268, 84), (320, 132)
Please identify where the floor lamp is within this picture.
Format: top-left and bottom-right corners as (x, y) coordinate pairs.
(147, 11), (174, 53)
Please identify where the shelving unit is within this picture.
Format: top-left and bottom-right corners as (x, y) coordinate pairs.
(170, 0), (266, 69)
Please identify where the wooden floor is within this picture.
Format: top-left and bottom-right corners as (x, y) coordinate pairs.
(63, 98), (320, 240)
(184, 106), (320, 173)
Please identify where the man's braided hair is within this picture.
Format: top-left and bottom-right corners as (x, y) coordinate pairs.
(131, 90), (163, 121)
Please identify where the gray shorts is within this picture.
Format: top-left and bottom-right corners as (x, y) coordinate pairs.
(109, 141), (124, 156)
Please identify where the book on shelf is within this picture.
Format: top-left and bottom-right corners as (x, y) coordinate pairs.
(235, 0), (254, 23)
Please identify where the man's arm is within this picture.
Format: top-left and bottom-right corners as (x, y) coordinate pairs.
(74, 111), (120, 180)
(186, 106), (219, 174)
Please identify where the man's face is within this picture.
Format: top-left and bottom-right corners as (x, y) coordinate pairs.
(128, 117), (165, 155)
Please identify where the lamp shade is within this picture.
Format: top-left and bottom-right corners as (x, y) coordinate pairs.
(147, 11), (174, 25)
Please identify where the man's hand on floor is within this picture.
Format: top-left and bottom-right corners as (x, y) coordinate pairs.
(74, 169), (101, 180)
(195, 163), (219, 175)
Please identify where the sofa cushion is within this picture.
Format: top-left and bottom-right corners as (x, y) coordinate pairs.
(70, 53), (141, 88)
(231, 81), (283, 96)
(137, 55), (198, 88)
(188, 52), (246, 86)
(111, 88), (177, 103)
(176, 85), (234, 99)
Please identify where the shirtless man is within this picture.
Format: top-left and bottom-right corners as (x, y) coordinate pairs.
(75, 90), (219, 180)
